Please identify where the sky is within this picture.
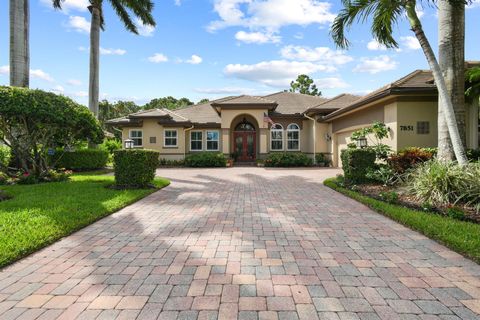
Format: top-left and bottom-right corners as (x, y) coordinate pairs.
(0, 0), (479, 106)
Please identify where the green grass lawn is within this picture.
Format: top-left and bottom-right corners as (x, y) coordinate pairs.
(0, 175), (170, 267)
(324, 178), (480, 264)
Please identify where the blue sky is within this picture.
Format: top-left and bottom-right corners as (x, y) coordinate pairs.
(1, 0), (479, 105)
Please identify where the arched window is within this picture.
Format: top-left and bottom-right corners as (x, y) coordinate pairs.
(270, 123), (283, 151)
(235, 118), (255, 131)
(287, 123), (300, 151)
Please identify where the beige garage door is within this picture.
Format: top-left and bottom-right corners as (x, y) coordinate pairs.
(336, 131), (354, 168)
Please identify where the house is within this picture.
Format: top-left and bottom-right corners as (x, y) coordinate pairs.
(107, 69), (479, 167)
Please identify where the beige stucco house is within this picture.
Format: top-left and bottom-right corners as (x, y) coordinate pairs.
(108, 69), (479, 167)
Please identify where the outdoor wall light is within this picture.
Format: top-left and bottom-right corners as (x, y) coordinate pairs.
(324, 133), (332, 141)
(124, 139), (134, 149)
(356, 136), (368, 148)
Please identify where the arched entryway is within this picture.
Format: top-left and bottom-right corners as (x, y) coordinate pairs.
(232, 116), (257, 162)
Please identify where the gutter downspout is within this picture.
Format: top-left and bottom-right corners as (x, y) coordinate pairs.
(304, 114), (316, 165)
(184, 126), (194, 159)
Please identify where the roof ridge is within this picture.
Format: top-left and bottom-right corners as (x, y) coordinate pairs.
(162, 108), (189, 121)
(391, 69), (424, 88)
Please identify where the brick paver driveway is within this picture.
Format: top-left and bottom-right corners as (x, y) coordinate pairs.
(1, 167), (479, 320)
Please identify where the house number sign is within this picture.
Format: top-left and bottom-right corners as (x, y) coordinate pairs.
(400, 125), (414, 131)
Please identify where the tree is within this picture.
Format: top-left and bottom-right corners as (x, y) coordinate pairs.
(0, 87), (104, 177)
(9, 0), (29, 87)
(99, 100), (140, 137)
(143, 97), (193, 110)
(198, 98), (210, 104)
(289, 74), (321, 96)
(52, 0), (156, 117)
(438, 0), (466, 161)
(465, 67), (480, 101)
(331, 0), (469, 165)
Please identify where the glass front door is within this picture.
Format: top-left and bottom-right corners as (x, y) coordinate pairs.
(234, 132), (256, 162)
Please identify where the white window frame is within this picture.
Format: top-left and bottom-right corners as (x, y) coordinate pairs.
(206, 130), (220, 151)
(190, 130), (203, 151)
(270, 123), (284, 151)
(129, 129), (143, 147)
(286, 123), (300, 151)
(164, 129), (178, 147)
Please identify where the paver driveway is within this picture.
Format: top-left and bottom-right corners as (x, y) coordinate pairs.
(0, 167), (479, 320)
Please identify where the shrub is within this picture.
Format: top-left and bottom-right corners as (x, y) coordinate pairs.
(100, 139), (122, 155)
(340, 148), (376, 184)
(366, 165), (397, 186)
(16, 172), (39, 185)
(42, 169), (72, 183)
(0, 146), (11, 170)
(315, 153), (330, 166)
(406, 160), (480, 210)
(379, 191), (399, 204)
(264, 152), (312, 167)
(0, 172), (8, 185)
(446, 206), (466, 220)
(114, 149), (160, 188)
(159, 158), (185, 167)
(387, 147), (434, 174)
(52, 149), (109, 170)
(467, 149), (480, 162)
(184, 152), (227, 167)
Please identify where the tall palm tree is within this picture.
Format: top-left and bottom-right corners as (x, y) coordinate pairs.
(9, 0), (29, 87)
(52, 0), (155, 117)
(331, 0), (469, 165)
(438, 0), (466, 161)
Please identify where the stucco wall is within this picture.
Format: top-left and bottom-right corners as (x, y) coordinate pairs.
(466, 98), (479, 149)
(396, 101), (438, 150)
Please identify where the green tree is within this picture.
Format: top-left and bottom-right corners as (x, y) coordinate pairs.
(143, 97), (193, 110)
(99, 100), (140, 132)
(52, 0), (156, 117)
(198, 98), (210, 104)
(0, 87), (104, 177)
(289, 74), (321, 96)
(330, 0), (469, 165)
(465, 67), (480, 100)
(9, 0), (29, 87)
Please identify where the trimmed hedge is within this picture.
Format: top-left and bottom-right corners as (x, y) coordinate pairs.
(340, 148), (376, 184)
(184, 152), (227, 167)
(52, 149), (109, 170)
(114, 149), (160, 188)
(264, 152), (312, 167)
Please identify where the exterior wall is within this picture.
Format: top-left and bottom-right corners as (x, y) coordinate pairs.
(395, 101), (438, 150)
(466, 98), (479, 149)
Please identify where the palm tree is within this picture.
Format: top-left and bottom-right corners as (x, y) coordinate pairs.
(438, 0), (466, 161)
(9, 0), (29, 87)
(331, 0), (469, 165)
(52, 0), (156, 117)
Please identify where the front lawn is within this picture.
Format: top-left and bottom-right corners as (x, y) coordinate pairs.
(0, 174), (170, 267)
(324, 178), (480, 264)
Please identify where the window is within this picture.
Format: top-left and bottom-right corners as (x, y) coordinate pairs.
(129, 130), (143, 147)
(191, 131), (203, 151)
(149, 137), (157, 144)
(417, 121), (430, 135)
(164, 129), (178, 147)
(206, 131), (219, 151)
(270, 124), (283, 150)
(287, 123), (300, 151)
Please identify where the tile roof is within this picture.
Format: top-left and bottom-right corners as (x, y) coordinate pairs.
(212, 95), (277, 106)
(264, 91), (328, 115)
(306, 94), (363, 113)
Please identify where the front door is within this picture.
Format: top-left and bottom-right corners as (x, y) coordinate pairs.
(234, 132), (256, 162)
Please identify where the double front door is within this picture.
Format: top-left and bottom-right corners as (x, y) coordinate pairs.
(234, 131), (256, 162)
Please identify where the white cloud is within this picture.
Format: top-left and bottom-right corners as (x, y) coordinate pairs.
(78, 46), (87, 51)
(135, 18), (155, 37)
(280, 45), (353, 65)
(100, 48), (127, 55)
(74, 91), (88, 97)
(148, 53), (169, 63)
(208, 0), (335, 32)
(235, 31), (281, 44)
(174, 0), (182, 5)
(67, 79), (82, 86)
(315, 78), (350, 89)
(186, 55), (203, 65)
(400, 36), (421, 50)
(468, 0), (480, 8)
(353, 55), (398, 74)
(195, 87), (257, 95)
(0, 66), (54, 82)
(67, 15), (90, 33)
(367, 39), (387, 51)
(224, 60), (336, 87)
(40, 0), (89, 12)
(51, 85), (65, 94)
(294, 33), (304, 40)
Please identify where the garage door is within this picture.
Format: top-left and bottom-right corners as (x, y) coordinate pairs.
(336, 131), (354, 168)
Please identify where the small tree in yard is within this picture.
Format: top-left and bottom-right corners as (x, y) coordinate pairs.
(0, 86), (104, 178)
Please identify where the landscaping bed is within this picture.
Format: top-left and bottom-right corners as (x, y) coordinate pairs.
(0, 173), (170, 268)
(324, 177), (480, 263)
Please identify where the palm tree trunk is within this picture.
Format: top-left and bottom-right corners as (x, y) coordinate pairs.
(405, 1), (468, 165)
(438, 0), (466, 161)
(9, 0), (29, 87)
(89, 4), (101, 117)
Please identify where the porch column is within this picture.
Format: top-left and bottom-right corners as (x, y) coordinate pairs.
(222, 128), (230, 156)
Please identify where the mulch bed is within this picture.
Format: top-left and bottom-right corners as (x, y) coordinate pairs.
(356, 184), (480, 223)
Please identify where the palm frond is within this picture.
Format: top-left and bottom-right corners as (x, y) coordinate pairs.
(52, 0), (64, 9)
(371, 0), (404, 48)
(109, 0), (138, 33)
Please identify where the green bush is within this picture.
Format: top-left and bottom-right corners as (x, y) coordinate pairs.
(0, 146), (11, 170)
(184, 152), (227, 167)
(159, 158), (185, 167)
(114, 149), (160, 188)
(340, 148), (376, 184)
(52, 149), (109, 170)
(387, 147), (434, 174)
(366, 164), (397, 186)
(315, 153), (330, 166)
(467, 149), (480, 162)
(100, 139), (122, 155)
(264, 152), (312, 167)
(406, 160), (480, 210)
